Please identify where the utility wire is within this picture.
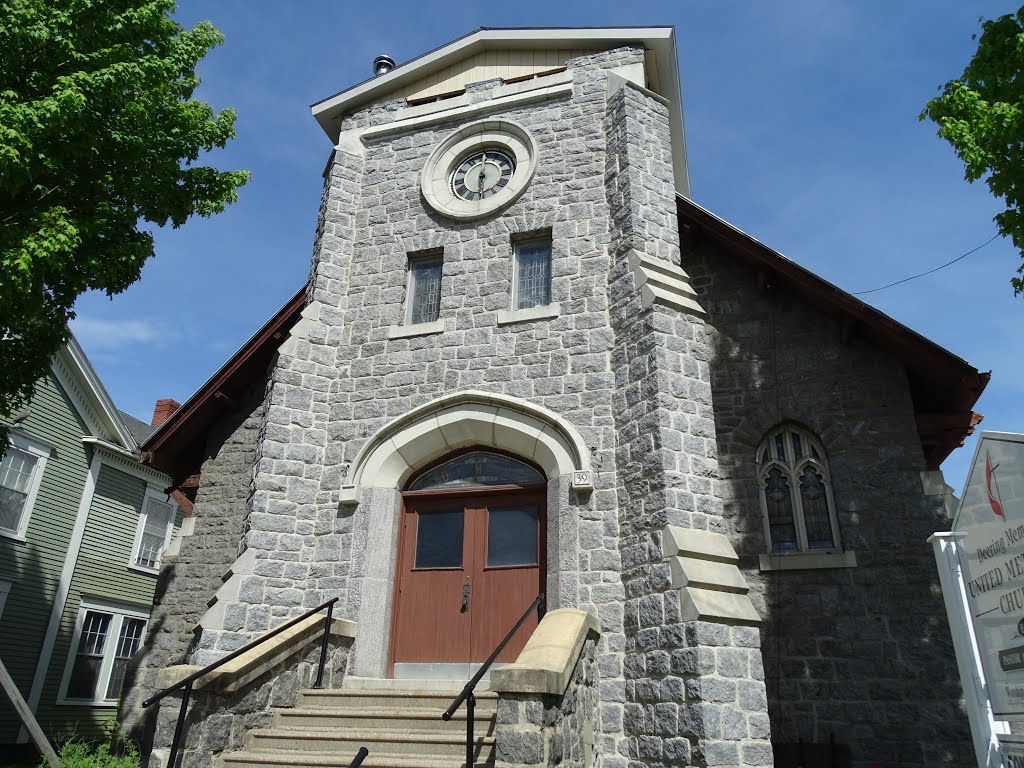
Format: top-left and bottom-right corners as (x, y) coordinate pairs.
(851, 233), (1000, 295)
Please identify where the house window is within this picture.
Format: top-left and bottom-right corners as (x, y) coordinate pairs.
(408, 255), (443, 325)
(0, 438), (49, 539)
(131, 495), (176, 571)
(513, 239), (552, 310)
(756, 425), (841, 554)
(0, 580), (10, 621)
(61, 603), (148, 703)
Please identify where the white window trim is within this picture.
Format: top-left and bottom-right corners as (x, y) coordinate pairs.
(388, 319), (445, 339)
(128, 485), (178, 575)
(510, 237), (553, 313)
(0, 579), (11, 620)
(756, 425), (853, 570)
(1, 432), (52, 541)
(57, 599), (149, 706)
(497, 302), (560, 326)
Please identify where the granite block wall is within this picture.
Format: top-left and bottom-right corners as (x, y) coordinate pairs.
(683, 241), (972, 767)
(495, 635), (600, 768)
(147, 637), (352, 768)
(604, 82), (772, 768)
(120, 383), (268, 750)
(215, 43), (648, 701)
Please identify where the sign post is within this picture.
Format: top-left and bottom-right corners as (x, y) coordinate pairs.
(938, 431), (1024, 766)
(929, 531), (1009, 768)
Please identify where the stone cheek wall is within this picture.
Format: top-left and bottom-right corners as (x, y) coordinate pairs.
(683, 243), (972, 766)
(495, 636), (600, 768)
(119, 383), (268, 751)
(148, 637), (352, 768)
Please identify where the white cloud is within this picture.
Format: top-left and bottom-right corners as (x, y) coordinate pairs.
(70, 316), (163, 350)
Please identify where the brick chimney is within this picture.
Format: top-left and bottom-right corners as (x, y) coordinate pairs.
(151, 398), (181, 428)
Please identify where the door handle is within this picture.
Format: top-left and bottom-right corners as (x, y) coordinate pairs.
(461, 582), (470, 612)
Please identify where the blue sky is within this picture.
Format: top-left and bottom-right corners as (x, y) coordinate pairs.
(71, 0), (1023, 493)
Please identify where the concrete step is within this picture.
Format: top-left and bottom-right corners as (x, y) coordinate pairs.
(274, 707), (496, 734)
(344, 676), (489, 691)
(297, 688), (496, 714)
(221, 753), (492, 768)
(247, 729), (495, 760)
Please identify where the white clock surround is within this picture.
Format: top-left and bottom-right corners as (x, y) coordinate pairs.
(420, 118), (538, 221)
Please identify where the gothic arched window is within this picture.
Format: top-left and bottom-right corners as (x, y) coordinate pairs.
(756, 425), (841, 554)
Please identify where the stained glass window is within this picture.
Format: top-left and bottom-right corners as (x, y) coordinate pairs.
(764, 469), (797, 552)
(409, 257), (442, 325)
(514, 240), (551, 310)
(409, 451), (544, 491)
(756, 425), (840, 555)
(799, 466), (834, 549)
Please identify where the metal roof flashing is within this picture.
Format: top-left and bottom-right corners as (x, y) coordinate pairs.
(310, 27), (690, 195)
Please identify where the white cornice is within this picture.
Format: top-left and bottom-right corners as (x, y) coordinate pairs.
(51, 334), (138, 451)
(82, 437), (170, 486)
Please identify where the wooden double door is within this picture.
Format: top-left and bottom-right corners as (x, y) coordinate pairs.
(389, 487), (546, 670)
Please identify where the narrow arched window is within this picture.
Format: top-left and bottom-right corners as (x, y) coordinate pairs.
(756, 425), (841, 554)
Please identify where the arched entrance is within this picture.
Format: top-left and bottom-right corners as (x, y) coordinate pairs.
(389, 449), (546, 678)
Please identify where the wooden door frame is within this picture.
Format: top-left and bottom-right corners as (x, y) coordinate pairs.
(387, 455), (548, 677)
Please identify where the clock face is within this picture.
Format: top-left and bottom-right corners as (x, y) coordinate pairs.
(421, 119), (537, 220)
(450, 150), (515, 201)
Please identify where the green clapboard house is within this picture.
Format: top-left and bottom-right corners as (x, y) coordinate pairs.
(0, 335), (181, 745)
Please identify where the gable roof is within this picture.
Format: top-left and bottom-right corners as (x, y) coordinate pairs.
(675, 195), (988, 469)
(119, 410), (155, 445)
(140, 287), (307, 480)
(50, 334), (139, 451)
(310, 26), (689, 195)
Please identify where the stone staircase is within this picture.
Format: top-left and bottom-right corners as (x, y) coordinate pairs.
(220, 687), (497, 768)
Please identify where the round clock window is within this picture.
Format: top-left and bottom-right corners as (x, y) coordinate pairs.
(421, 119), (538, 220)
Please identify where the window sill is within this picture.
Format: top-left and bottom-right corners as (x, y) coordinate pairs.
(497, 303), (560, 326)
(128, 563), (160, 576)
(0, 530), (26, 543)
(758, 550), (857, 572)
(388, 320), (445, 339)
(57, 698), (117, 707)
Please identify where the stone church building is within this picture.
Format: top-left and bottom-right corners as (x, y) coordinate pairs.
(121, 27), (989, 768)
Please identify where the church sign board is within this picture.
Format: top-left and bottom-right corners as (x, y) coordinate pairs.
(955, 432), (1024, 717)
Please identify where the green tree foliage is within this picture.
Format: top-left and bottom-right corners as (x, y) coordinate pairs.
(0, 0), (247, 445)
(46, 740), (140, 768)
(922, 7), (1024, 294)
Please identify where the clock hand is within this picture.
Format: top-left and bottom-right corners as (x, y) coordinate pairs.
(478, 152), (486, 193)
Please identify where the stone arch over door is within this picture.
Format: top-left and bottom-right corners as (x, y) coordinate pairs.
(343, 390), (590, 679)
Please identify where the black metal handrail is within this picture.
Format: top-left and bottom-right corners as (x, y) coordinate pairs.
(348, 746), (369, 768)
(442, 593), (544, 768)
(143, 596), (339, 768)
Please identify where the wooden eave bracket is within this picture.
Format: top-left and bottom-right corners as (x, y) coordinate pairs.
(840, 314), (858, 346)
(916, 410), (985, 469)
(679, 219), (701, 252)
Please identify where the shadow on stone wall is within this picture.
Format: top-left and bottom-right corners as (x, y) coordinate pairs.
(146, 637), (352, 768)
(690, 251), (975, 767)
